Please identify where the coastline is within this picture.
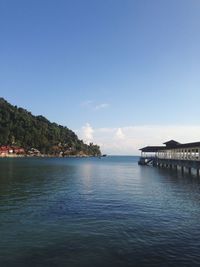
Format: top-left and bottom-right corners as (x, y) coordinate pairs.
(0, 154), (101, 158)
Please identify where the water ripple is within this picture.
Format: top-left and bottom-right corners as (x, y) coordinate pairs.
(1, 157), (200, 266)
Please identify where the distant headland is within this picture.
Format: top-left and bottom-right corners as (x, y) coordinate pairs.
(0, 98), (101, 158)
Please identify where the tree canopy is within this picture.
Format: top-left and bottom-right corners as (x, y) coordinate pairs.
(0, 98), (101, 156)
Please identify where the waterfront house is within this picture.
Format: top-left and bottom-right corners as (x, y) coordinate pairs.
(13, 147), (25, 155)
(0, 146), (10, 156)
(27, 148), (41, 156)
(0, 146), (25, 157)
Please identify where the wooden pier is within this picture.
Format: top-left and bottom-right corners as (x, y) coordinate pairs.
(138, 140), (200, 176)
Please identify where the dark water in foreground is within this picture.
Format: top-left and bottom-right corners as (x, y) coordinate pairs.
(1, 156), (200, 266)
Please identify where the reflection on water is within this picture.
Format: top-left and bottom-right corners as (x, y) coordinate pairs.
(1, 157), (200, 266)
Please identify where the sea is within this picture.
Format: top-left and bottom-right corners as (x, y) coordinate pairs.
(0, 156), (200, 267)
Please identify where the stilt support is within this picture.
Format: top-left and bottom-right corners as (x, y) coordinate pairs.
(181, 166), (184, 174)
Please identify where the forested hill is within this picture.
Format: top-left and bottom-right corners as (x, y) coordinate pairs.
(0, 98), (101, 156)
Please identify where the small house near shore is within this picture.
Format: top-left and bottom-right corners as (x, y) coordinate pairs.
(0, 146), (25, 157)
(27, 148), (41, 156)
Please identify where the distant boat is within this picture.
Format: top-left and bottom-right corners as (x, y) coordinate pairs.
(102, 154), (107, 157)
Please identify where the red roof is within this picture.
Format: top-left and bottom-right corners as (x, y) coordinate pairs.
(0, 146), (25, 153)
(0, 146), (10, 152)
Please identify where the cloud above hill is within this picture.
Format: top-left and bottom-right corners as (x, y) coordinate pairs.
(77, 124), (200, 155)
(81, 123), (94, 144)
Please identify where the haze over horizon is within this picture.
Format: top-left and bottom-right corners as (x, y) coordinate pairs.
(1, 0), (200, 155)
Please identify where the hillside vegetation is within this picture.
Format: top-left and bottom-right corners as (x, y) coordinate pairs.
(0, 98), (101, 156)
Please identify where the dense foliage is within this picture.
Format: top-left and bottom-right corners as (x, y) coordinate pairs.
(0, 98), (101, 156)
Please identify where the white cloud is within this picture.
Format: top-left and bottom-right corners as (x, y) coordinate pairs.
(81, 123), (94, 144)
(81, 100), (93, 107)
(115, 128), (125, 140)
(95, 103), (109, 110)
(81, 101), (110, 111)
(77, 124), (200, 155)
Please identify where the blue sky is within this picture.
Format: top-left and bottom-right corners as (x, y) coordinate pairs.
(1, 0), (200, 154)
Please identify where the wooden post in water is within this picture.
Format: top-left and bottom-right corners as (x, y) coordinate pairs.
(181, 166), (184, 174)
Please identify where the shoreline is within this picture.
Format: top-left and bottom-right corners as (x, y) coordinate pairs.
(0, 154), (102, 159)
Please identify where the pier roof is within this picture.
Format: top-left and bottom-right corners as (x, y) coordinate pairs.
(139, 146), (165, 152)
(163, 140), (180, 147)
(176, 141), (200, 149)
(140, 140), (200, 152)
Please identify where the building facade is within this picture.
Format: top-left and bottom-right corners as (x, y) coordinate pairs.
(140, 140), (200, 161)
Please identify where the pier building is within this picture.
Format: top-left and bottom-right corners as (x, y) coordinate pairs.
(138, 140), (200, 176)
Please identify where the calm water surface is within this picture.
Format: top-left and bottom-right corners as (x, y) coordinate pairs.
(1, 156), (200, 266)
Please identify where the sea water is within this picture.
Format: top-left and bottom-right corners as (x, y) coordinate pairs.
(0, 156), (200, 266)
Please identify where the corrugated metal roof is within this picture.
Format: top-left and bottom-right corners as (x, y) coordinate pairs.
(139, 146), (166, 152)
(139, 141), (200, 152)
